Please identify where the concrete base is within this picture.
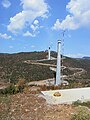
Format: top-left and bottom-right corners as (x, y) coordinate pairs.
(41, 87), (90, 104)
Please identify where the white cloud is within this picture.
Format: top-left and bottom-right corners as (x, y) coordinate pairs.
(52, 0), (90, 30)
(52, 19), (61, 31)
(31, 20), (39, 31)
(2, 0), (11, 8)
(8, 11), (26, 33)
(23, 19), (40, 37)
(7, 0), (49, 34)
(31, 24), (39, 32)
(23, 31), (35, 37)
(23, 19), (41, 37)
(0, 33), (12, 39)
(30, 19), (44, 35)
(66, 53), (90, 58)
(34, 20), (39, 25)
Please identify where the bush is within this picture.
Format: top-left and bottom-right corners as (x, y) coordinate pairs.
(23, 86), (30, 94)
(71, 106), (90, 120)
(0, 79), (27, 95)
(1, 84), (16, 95)
(15, 78), (25, 93)
(73, 100), (90, 108)
(0, 79), (26, 95)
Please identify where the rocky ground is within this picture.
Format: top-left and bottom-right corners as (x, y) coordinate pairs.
(0, 89), (75, 120)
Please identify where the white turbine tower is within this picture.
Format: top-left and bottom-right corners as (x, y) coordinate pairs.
(55, 40), (62, 86)
(48, 46), (51, 60)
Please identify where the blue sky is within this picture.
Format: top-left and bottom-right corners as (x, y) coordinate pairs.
(0, 0), (90, 58)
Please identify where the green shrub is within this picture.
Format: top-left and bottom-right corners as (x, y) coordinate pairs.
(1, 84), (16, 94)
(71, 106), (90, 120)
(73, 101), (90, 108)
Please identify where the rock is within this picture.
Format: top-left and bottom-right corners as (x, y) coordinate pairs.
(53, 92), (61, 97)
(30, 86), (41, 93)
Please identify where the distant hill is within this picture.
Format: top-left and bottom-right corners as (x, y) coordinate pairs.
(83, 57), (90, 60)
(0, 51), (90, 84)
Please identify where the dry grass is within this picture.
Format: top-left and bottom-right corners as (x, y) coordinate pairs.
(0, 91), (75, 120)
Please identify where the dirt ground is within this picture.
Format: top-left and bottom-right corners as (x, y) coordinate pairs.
(0, 90), (75, 120)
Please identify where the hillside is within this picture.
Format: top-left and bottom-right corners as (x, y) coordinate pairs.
(0, 51), (90, 120)
(0, 51), (54, 83)
(0, 51), (90, 85)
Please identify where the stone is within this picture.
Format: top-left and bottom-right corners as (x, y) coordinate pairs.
(53, 92), (61, 97)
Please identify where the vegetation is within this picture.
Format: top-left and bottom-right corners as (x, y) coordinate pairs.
(0, 79), (26, 95)
(0, 51), (90, 86)
(0, 52), (54, 83)
(73, 101), (90, 108)
(0, 51), (90, 120)
(71, 106), (90, 120)
(0, 94), (11, 120)
(64, 57), (90, 79)
(0, 84), (16, 95)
